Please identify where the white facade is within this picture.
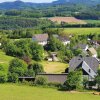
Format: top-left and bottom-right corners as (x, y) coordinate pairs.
(63, 41), (70, 45)
(82, 61), (96, 78)
(85, 45), (89, 51)
(38, 41), (47, 46)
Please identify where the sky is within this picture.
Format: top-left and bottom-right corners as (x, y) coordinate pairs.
(0, 0), (56, 3)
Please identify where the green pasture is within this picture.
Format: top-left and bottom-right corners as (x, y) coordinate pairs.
(63, 28), (100, 35)
(0, 84), (100, 100)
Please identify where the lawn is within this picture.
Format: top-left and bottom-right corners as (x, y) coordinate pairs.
(40, 61), (68, 73)
(85, 20), (100, 24)
(0, 50), (13, 71)
(0, 84), (100, 100)
(63, 28), (100, 35)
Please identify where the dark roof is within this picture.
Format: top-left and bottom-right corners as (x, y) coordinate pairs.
(32, 34), (48, 42)
(58, 36), (70, 42)
(69, 56), (99, 73)
(74, 44), (88, 50)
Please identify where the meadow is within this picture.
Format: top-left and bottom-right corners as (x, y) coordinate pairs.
(0, 50), (13, 72)
(85, 20), (100, 24)
(63, 28), (100, 35)
(0, 84), (100, 100)
(40, 61), (67, 73)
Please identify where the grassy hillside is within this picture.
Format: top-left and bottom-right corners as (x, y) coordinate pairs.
(0, 50), (13, 71)
(0, 50), (67, 73)
(63, 28), (100, 35)
(85, 20), (100, 24)
(40, 61), (67, 73)
(0, 84), (100, 100)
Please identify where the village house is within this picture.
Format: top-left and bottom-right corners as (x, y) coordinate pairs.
(58, 36), (70, 45)
(32, 34), (48, 46)
(32, 34), (70, 46)
(74, 43), (89, 53)
(87, 47), (97, 58)
(65, 56), (99, 81)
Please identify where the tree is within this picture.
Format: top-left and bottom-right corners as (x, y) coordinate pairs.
(73, 49), (82, 56)
(46, 35), (65, 52)
(4, 41), (17, 57)
(8, 58), (27, 82)
(30, 42), (44, 61)
(0, 65), (7, 83)
(95, 70), (100, 90)
(64, 70), (83, 90)
(29, 63), (44, 75)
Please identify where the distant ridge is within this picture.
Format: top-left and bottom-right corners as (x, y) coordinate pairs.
(0, 0), (100, 9)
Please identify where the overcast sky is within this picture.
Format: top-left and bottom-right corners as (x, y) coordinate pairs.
(0, 0), (56, 3)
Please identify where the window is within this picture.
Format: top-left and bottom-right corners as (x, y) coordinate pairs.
(89, 69), (91, 73)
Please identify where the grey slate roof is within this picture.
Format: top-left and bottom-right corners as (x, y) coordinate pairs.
(58, 36), (70, 42)
(69, 56), (99, 73)
(74, 44), (88, 50)
(32, 34), (48, 42)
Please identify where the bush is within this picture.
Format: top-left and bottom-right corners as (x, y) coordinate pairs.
(31, 63), (44, 75)
(64, 70), (83, 91)
(0, 72), (7, 83)
(8, 73), (18, 83)
(34, 76), (48, 85)
(0, 65), (7, 83)
(9, 58), (27, 76)
(48, 82), (61, 88)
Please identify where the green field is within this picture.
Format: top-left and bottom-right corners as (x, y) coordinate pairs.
(40, 61), (67, 73)
(0, 50), (13, 71)
(85, 20), (100, 24)
(63, 28), (100, 35)
(0, 84), (100, 100)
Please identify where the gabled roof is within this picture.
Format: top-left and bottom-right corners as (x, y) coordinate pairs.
(32, 34), (48, 42)
(74, 44), (88, 50)
(58, 36), (70, 42)
(69, 56), (99, 73)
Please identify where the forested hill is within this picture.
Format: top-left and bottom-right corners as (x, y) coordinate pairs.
(0, 0), (100, 10)
(53, 0), (100, 5)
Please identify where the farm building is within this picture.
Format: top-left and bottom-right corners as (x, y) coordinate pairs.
(36, 73), (68, 84)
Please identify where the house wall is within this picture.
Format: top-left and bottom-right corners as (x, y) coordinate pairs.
(85, 45), (89, 51)
(36, 74), (68, 84)
(63, 41), (70, 45)
(38, 41), (47, 46)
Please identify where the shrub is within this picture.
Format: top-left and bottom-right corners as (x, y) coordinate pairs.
(48, 82), (61, 88)
(0, 65), (7, 83)
(64, 70), (83, 90)
(34, 76), (48, 85)
(8, 58), (27, 83)
(8, 73), (18, 83)
(31, 63), (44, 75)
(0, 72), (7, 83)
(9, 58), (27, 75)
